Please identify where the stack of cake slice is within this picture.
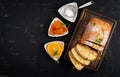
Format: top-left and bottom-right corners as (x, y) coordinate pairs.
(68, 44), (97, 70)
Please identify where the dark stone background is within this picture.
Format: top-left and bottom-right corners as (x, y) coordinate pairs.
(0, 0), (120, 77)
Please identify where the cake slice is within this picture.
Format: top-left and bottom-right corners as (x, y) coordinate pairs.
(76, 44), (97, 61)
(68, 51), (84, 71)
(71, 48), (90, 65)
(80, 39), (104, 51)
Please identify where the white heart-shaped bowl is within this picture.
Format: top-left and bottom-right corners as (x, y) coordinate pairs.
(48, 17), (68, 37)
(44, 41), (64, 61)
(58, 2), (78, 22)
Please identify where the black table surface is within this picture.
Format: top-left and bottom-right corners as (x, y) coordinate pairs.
(0, 0), (120, 77)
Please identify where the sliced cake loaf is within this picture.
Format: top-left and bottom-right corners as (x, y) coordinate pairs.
(81, 17), (112, 47)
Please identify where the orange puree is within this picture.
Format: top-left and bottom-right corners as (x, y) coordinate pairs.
(50, 20), (68, 35)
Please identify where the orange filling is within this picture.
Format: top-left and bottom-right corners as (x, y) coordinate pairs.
(47, 42), (64, 58)
(50, 20), (68, 35)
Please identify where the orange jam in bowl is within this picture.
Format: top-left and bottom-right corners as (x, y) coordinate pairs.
(50, 20), (68, 35)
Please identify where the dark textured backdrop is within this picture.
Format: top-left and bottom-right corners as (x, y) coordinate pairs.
(0, 0), (120, 77)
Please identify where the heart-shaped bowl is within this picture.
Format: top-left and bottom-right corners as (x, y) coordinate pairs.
(44, 41), (64, 62)
(48, 17), (68, 37)
(58, 2), (78, 22)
